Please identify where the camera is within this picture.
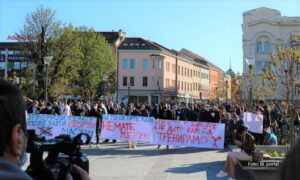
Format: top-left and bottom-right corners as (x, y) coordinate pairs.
(26, 129), (90, 180)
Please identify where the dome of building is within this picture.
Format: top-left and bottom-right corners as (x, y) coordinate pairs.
(226, 68), (236, 78)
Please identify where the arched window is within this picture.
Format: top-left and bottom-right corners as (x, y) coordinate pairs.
(257, 41), (262, 53)
(264, 41), (270, 53)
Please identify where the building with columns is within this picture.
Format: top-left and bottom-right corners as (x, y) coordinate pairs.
(242, 7), (300, 100)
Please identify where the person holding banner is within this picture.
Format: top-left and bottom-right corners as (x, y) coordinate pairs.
(157, 103), (175, 150)
(216, 125), (255, 180)
(125, 103), (141, 148)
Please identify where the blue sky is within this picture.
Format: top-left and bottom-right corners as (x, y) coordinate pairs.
(0, 0), (299, 73)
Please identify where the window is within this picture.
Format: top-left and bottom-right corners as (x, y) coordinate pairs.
(143, 77), (148, 87)
(123, 59), (128, 69)
(172, 64), (175, 73)
(257, 41), (262, 53)
(185, 68), (187, 76)
(166, 78), (170, 88)
(172, 80), (175, 87)
(178, 65), (180, 75)
(166, 62), (170, 72)
(297, 62), (300, 72)
(264, 41), (270, 53)
(123, 76), (127, 86)
(190, 84), (192, 91)
(130, 77), (134, 86)
(142, 59), (148, 70)
(201, 72), (209, 79)
(130, 59), (135, 69)
(157, 59), (162, 69)
(181, 67), (183, 75)
(178, 81), (180, 90)
(255, 61), (270, 74)
(184, 82), (186, 91)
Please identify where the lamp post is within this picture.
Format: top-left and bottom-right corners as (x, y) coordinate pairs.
(246, 58), (255, 110)
(128, 86), (130, 103)
(225, 80), (228, 103)
(43, 56), (53, 103)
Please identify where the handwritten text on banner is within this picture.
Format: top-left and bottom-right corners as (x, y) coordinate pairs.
(101, 114), (155, 142)
(101, 114), (225, 149)
(153, 120), (225, 149)
(27, 114), (97, 142)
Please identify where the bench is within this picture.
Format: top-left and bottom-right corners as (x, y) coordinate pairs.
(227, 144), (283, 180)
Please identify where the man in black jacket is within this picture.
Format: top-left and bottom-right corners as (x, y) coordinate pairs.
(187, 104), (198, 121)
(157, 103), (174, 149)
(139, 104), (149, 117)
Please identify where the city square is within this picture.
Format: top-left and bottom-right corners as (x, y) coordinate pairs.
(1, 1), (300, 180)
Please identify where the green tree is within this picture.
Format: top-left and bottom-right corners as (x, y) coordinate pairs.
(18, 5), (60, 99)
(47, 25), (81, 97)
(74, 27), (116, 101)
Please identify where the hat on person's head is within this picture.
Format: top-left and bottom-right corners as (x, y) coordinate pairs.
(237, 125), (248, 134)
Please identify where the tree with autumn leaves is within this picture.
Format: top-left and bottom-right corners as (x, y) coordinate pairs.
(263, 35), (300, 146)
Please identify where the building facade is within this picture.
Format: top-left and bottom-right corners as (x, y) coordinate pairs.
(0, 42), (30, 82)
(117, 38), (208, 104)
(242, 7), (300, 100)
(180, 48), (210, 101)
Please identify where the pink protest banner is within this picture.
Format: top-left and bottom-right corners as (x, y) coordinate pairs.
(101, 114), (155, 142)
(27, 114), (97, 142)
(153, 120), (225, 149)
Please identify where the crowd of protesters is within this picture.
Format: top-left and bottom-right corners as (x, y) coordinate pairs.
(25, 98), (300, 148)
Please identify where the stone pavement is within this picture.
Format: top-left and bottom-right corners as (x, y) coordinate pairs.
(82, 141), (253, 180)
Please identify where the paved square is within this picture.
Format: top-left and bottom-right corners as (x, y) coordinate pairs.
(82, 142), (253, 180)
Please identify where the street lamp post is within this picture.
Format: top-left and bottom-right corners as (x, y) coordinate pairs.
(225, 80), (228, 103)
(246, 58), (255, 110)
(128, 86), (130, 103)
(43, 56), (53, 103)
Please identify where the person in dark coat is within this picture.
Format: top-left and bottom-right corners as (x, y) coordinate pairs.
(40, 102), (54, 114)
(103, 101), (117, 144)
(211, 105), (221, 123)
(179, 102), (189, 120)
(139, 104), (149, 117)
(187, 104), (198, 121)
(157, 103), (175, 149)
(27, 100), (40, 114)
(200, 105), (212, 122)
(88, 103), (101, 146)
(151, 104), (159, 119)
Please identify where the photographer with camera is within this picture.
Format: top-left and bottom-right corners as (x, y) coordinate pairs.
(0, 79), (90, 180)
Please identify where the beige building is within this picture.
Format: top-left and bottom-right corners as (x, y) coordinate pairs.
(180, 48), (210, 101)
(116, 38), (205, 104)
(242, 7), (300, 100)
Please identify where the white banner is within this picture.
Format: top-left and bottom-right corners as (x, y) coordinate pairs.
(243, 112), (263, 134)
(101, 114), (155, 142)
(27, 114), (97, 142)
(153, 120), (225, 149)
